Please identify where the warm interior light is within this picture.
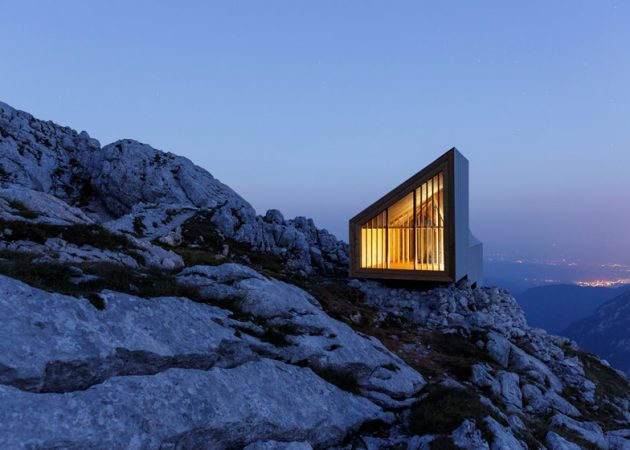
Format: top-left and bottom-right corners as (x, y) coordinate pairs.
(417, 172), (445, 271)
(387, 192), (414, 269)
(360, 171), (445, 271)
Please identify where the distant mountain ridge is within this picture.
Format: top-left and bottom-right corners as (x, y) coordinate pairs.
(516, 284), (630, 333)
(563, 291), (630, 377)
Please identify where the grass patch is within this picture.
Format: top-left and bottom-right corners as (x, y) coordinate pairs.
(409, 386), (494, 435)
(0, 219), (136, 252)
(0, 251), (204, 309)
(180, 210), (225, 249)
(173, 247), (224, 267)
(408, 330), (494, 381)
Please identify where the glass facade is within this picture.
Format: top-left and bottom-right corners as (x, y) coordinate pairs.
(360, 172), (445, 271)
(360, 210), (387, 269)
(387, 193), (414, 269)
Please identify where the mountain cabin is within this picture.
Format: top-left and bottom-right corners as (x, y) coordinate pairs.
(349, 148), (483, 286)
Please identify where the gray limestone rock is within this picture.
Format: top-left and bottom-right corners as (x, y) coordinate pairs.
(545, 431), (582, 450)
(177, 264), (426, 408)
(450, 420), (489, 450)
(549, 413), (608, 449)
(0, 360), (382, 449)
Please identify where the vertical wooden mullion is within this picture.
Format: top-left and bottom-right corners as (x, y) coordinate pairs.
(385, 209), (389, 269)
(371, 218), (375, 268)
(366, 221), (369, 268)
(419, 184), (423, 270)
(424, 180), (429, 271)
(418, 185), (424, 270)
(436, 175), (440, 270)
(436, 174), (442, 270)
(422, 183), (429, 270)
(379, 214), (382, 268)
(436, 175), (439, 270)
(413, 189), (417, 270)
(429, 178), (432, 270)
(376, 213), (383, 269)
(380, 212), (384, 269)
(441, 172), (444, 270)
(431, 176), (436, 271)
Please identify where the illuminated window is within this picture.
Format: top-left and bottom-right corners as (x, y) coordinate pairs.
(387, 193), (414, 269)
(359, 171), (445, 271)
(417, 172), (444, 271)
(351, 148), (483, 285)
(360, 210), (386, 269)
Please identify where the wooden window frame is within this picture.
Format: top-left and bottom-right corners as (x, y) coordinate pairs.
(349, 149), (456, 282)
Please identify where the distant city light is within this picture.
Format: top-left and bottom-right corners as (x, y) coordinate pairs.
(575, 279), (630, 287)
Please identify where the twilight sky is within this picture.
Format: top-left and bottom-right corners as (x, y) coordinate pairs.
(1, 1), (629, 266)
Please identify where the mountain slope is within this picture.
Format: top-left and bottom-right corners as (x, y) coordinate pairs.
(563, 291), (630, 378)
(516, 284), (630, 333)
(0, 101), (348, 276)
(0, 101), (628, 449)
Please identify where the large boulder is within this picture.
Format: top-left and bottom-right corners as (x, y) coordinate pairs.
(0, 359), (382, 449)
(177, 264), (426, 408)
(81, 139), (256, 222)
(0, 274), (388, 448)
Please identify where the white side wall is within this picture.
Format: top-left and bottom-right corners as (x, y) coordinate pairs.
(453, 150), (483, 286)
(453, 150), (470, 282)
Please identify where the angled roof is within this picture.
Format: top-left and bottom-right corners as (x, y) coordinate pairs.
(350, 147), (458, 225)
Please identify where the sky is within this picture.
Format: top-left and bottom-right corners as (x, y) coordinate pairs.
(1, 1), (629, 266)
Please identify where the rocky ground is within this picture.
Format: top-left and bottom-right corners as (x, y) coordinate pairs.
(0, 100), (628, 449)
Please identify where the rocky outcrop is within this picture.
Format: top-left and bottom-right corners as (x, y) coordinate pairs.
(0, 360), (382, 449)
(177, 264), (425, 408)
(83, 139), (255, 218)
(0, 101), (99, 207)
(0, 101), (348, 276)
(353, 279), (630, 448)
(351, 280), (528, 338)
(0, 273), (397, 448)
